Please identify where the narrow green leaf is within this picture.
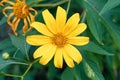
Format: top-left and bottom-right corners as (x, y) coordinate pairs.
(86, 11), (103, 44)
(79, 42), (114, 55)
(83, 56), (104, 80)
(100, 0), (120, 14)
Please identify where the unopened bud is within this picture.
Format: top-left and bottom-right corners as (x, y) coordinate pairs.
(2, 52), (10, 60)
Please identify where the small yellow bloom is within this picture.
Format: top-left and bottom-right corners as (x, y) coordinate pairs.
(1, 0), (37, 35)
(26, 6), (89, 68)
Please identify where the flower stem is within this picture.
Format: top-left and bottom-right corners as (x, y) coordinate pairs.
(32, 0), (69, 7)
(10, 57), (28, 62)
(20, 59), (39, 79)
(22, 64), (32, 78)
(13, 48), (19, 58)
(1, 57), (39, 79)
(0, 72), (21, 78)
(29, 0), (43, 6)
(66, 0), (71, 15)
(80, 10), (86, 23)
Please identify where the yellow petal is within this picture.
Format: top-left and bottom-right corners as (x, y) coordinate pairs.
(26, 35), (51, 46)
(23, 18), (28, 35)
(42, 9), (56, 34)
(39, 44), (56, 65)
(2, 6), (13, 17)
(33, 44), (52, 59)
(54, 48), (63, 68)
(68, 37), (89, 46)
(63, 13), (80, 35)
(56, 6), (66, 32)
(67, 23), (87, 37)
(64, 44), (82, 64)
(31, 22), (53, 37)
(63, 49), (74, 68)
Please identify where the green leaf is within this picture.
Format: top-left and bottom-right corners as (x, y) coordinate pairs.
(0, 17), (7, 26)
(76, 0), (105, 44)
(0, 76), (4, 80)
(61, 68), (75, 80)
(0, 38), (13, 50)
(100, 0), (120, 14)
(84, 52), (103, 71)
(102, 9), (120, 49)
(9, 34), (30, 54)
(47, 61), (58, 80)
(79, 42), (114, 55)
(83, 58), (104, 80)
(86, 11), (103, 44)
(83, 0), (120, 49)
(61, 63), (89, 80)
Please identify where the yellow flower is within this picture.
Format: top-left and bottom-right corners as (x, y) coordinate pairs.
(26, 6), (89, 68)
(1, 0), (37, 35)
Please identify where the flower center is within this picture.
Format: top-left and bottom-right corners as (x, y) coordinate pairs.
(13, 2), (29, 18)
(52, 33), (67, 47)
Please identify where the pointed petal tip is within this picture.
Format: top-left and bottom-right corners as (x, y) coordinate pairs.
(42, 9), (49, 15)
(33, 48), (42, 59)
(33, 53), (38, 59)
(76, 57), (82, 64)
(57, 6), (62, 9)
(74, 13), (80, 18)
(80, 23), (87, 29)
(57, 6), (65, 11)
(57, 6), (66, 15)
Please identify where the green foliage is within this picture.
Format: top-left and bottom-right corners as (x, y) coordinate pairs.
(83, 56), (104, 80)
(0, 0), (120, 80)
(0, 55), (28, 70)
(79, 42), (114, 55)
(9, 34), (30, 54)
(100, 0), (120, 14)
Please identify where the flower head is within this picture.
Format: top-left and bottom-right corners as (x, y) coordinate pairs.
(1, 0), (37, 35)
(26, 6), (89, 68)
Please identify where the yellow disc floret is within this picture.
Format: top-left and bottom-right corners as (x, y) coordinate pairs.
(52, 33), (67, 47)
(13, 2), (29, 18)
